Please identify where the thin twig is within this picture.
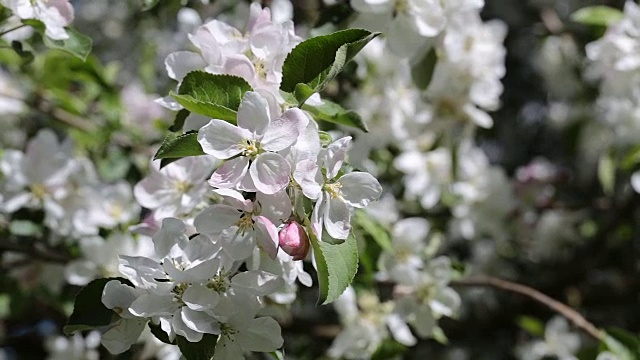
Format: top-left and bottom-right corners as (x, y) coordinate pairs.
(0, 24), (27, 37)
(451, 276), (603, 341)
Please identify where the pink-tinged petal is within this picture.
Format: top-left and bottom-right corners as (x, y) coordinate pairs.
(209, 157), (250, 189)
(338, 172), (382, 208)
(165, 51), (206, 82)
(237, 91), (271, 136)
(325, 137), (352, 179)
(256, 190), (291, 222)
(213, 188), (253, 212)
(253, 216), (279, 259)
(324, 197), (350, 240)
(250, 153), (290, 195)
(222, 55), (256, 85)
(197, 119), (249, 159)
(220, 227), (256, 260)
(247, 2), (271, 33)
(238, 169), (258, 192)
(261, 107), (308, 152)
(293, 159), (322, 200)
(194, 204), (241, 236)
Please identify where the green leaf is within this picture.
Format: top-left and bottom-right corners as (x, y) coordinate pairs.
(170, 71), (252, 122)
(354, 210), (392, 252)
(305, 219), (359, 305)
(516, 315), (545, 337)
(64, 277), (132, 335)
(9, 220), (42, 236)
(571, 6), (624, 27)
(303, 100), (368, 132)
(169, 109), (190, 132)
(601, 329), (639, 360)
(153, 131), (205, 162)
(280, 29), (380, 105)
(176, 333), (218, 360)
(23, 20), (92, 61)
(598, 153), (616, 195)
(411, 47), (437, 90)
(141, 0), (160, 11)
(11, 41), (34, 64)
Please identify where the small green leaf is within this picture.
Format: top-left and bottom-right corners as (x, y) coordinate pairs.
(11, 41), (34, 64)
(305, 219), (359, 305)
(153, 131), (205, 162)
(303, 100), (368, 132)
(169, 109), (190, 132)
(64, 277), (132, 335)
(516, 315), (545, 337)
(141, 0), (160, 11)
(354, 210), (392, 252)
(601, 329), (638, 360)
(23, 20), (92, 61)
(598, 153), (616, 195)
(9, 220), (42, 236)
(171, 71), (252, 122)
(411, 47), (437, 90)
(571, 6), (624, 27)
(176, 333), (218, 360)
(281, 29), (380, 104)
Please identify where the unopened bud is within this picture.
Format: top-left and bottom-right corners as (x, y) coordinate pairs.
(278, 221), (310, 260)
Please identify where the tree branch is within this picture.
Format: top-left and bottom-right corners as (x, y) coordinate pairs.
(451, 276), (603, 341)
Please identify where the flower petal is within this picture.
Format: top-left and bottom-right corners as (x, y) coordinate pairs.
(209, 157), (250, 189)
(324, 196), (350, 240)
(236, 317), (284, 352)
(237, 91), (271, 136)
(198, 119), (249, 159)
(261, 108), (308, 152)
(325, 137), (352, 179)
(194, 204), (241, 237)
(250, 153), (291, 195)
(338, 172), (382, 208)
(293, 159), (322, 200)
(252, 216), (279, 259)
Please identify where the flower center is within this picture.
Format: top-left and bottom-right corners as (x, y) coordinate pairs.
(240, 139), (260, 158)
(254, 59), (267, 79)
(220, 323), (237, 337)
(207, 273), (229, 293)
(324, 182), (343, 199)
(236, 214), (254, 235)
(30, 183), (47, 199)
(394, 0), (408, 16)
(174, 180), (192, 193)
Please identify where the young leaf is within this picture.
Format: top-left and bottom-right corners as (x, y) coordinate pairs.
(176, 333), (218, 360)
(153, 131), (205, 161)
(64, 277), (132, 335)
(169, 109), (190, 132)
(23, 20), (92, 61)
(170, 71), (252, 122)
(354, 210), (392, 252)
(598, 153), (616, 195)
(280, 29), (380, 104)
(11, 41), (34, 64)
(601, 329), (638, 360)
(411, 47), (437, 90)
(305, 219), (359, 305)
(571, 6), (624, 27)
(302, 100), (369, 132)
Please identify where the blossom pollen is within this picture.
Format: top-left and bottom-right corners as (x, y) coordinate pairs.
(324, 182), (343, 199)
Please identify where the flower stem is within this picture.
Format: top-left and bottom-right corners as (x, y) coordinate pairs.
(0, 24), (27, 37)
(451, 276), (603, 341)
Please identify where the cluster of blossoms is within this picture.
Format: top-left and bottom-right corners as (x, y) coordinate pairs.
(586, 1), (640, 193)
(93, 4), (383, 358)
(0, 0), (74, 40)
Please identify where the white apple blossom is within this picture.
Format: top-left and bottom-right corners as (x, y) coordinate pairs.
(198, 91), (308, 194)
(299, 137), (382, 239)
(516, 316), (581, 360)
(45, 331), (100, 360)
(376, 217), (431, 285)
(134, 156), (217, 220)
(1, 0), (74, 40)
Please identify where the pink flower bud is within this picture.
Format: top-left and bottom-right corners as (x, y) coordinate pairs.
(278, 221), (310, 260)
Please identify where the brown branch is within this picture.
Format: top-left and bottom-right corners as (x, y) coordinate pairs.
(451, 276), (603, 341)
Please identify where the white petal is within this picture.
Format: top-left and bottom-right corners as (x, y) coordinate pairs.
(236, 317), (284, 352)
(310, 192), (324, 238)
(261, 108), (308, 152)
(198, 119), (250, 159)
(181, 307), (221, 334)
(338, 172), (382, 208)
(237, 91), (271, 136)
(232, 270), (283, 296)
(129, 293), (177, 317)
(324, 197), (350, 240)
(214, 335), (244, 360)
(165, 51), (206, 81)
(209, 157), (250, 189)
(220, 227), (256, 260)
(101, 280), (139, 318)
(194, 204), (241, 236)
(182, 283), (221, 311)
(250, 153), (291, 195)
(387, 313), (417, 346)
(325, 137), (352, 179)
(256, 191), (291, 222)
(252, 216), (280, 259)
(293, 159), (322, 200)
(173, 309), (203, 342)
(101, 318), (147, 354)
(631, 171), (640, 193)
(393, 218), (430, 247)
(152, 218), (188, 258)
(430, 287), (461, 318)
